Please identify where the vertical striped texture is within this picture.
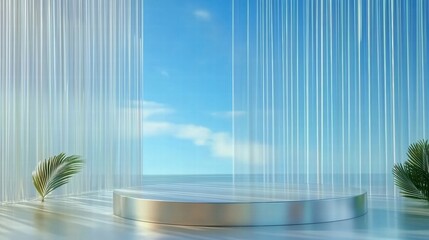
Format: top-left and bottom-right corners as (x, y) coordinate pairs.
(0, 0), (143, 203)
(233, 0), (428, 196)
(1, 0), (428, 202)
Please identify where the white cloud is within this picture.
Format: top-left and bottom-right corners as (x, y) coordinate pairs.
(125, 100), (268, 163)
(210, 133), (265, 162)
(119, 101), (173, 137)
(175, 124), (212, 146)
(160, 70), (169, 78)
(210, 133), (233, 158)
(194, 9), (211, 21)
(143, 121), (174, 136)
(210, 111), (246, 119)
(133, 100), (173, 119)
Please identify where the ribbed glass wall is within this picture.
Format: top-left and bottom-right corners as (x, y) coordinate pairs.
(0, 0), (143, 202)
(1, 0), (428, 203)
(233, 0), (428, 196)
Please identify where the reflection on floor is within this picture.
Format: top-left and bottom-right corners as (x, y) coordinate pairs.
(1, 192), (429, 240)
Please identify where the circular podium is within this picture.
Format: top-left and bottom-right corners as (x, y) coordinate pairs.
(113, 182), (367, 226)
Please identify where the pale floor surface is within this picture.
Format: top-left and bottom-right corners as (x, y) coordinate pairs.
(1, 192), (429, 240)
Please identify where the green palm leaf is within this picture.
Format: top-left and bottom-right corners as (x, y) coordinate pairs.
(32, 153), (84, 202)
(393, 140), (429, 202)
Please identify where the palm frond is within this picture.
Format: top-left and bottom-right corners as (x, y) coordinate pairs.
(32, 153), (84, 202)
(393, 140), (429, 202)
(393, 163), (425, 200)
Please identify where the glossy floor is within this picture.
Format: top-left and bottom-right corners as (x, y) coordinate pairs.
(1, 192), (429, 240)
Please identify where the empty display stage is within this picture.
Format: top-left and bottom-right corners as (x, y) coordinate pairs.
(113, 182), (367, 226)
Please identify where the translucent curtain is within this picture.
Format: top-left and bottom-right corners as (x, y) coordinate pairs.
(232, 0), (428, 196)
(0, 0), (143, 203)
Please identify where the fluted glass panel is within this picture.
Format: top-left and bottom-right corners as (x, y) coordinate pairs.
(1, 0), (428, 202)
(232, 0), (428, 196)
(0, 0), (143, 202)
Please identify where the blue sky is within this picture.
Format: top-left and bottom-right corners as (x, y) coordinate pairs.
(141, 0), (235, 174)
(139, 0), (428, 178)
